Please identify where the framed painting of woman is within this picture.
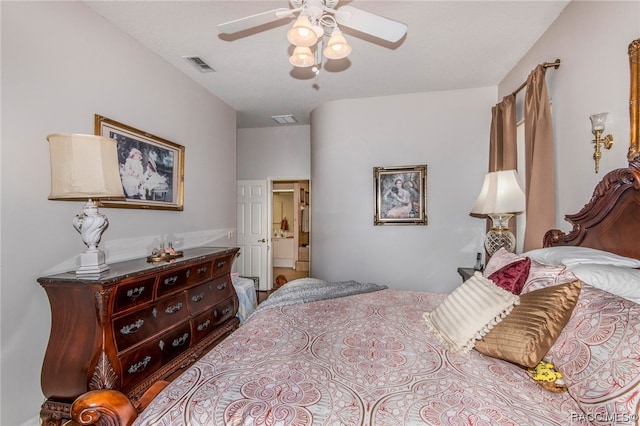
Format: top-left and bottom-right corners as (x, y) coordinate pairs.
(374, 164), (428, 225)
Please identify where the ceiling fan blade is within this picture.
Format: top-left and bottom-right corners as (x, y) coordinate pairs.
(217, 8), (292, 34)
(335, 5), (407, 43)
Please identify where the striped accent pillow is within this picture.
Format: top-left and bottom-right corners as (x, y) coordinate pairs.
(423, 272), (520, 353)
(474, 279), (582, 367)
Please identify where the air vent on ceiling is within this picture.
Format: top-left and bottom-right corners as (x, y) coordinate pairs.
(271, 114), (298, 125)
(182, 56), (215, 73)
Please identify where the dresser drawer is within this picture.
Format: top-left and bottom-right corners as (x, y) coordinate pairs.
(119, 339), (164, 391)
(187, 275), (234, 315)
(211, 297), (236, 327)
(156, 260), (215, 298)
(113, 293), (188, 352)
(186, 261), (214, 286)
(157, 266), (190, 297)
(191, 298), (236, 345)
(211, 254), (235, 278)
(112, 277), (156, 314)
(159, 321), (192, 364)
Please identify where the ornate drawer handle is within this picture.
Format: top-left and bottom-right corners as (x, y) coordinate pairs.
(222, 307), (232, 315)
(120, 319), (144, 335)
(186, 270), (191, 278)
(216, 260), (227, 268)
(217, 282), (228, 290)
(126, 286), (145, 299)
(165, 302), (183, 314)
(172, 333), (189, 348)
(163, 276), (178, 286)
(197, 319), (210, 331)
(197, 266), (208, 275)
(128, 355), (151, 374)
(191, 292), (205, 303)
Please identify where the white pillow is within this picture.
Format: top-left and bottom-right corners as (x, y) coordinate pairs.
(423, 272), (520, 353)
(523, 246), (640, 268)
(568, 263), (640, 304)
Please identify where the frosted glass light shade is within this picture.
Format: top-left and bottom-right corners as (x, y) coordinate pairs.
(289, 46), (315, 67)
(471, 170), (525, 215)
(323, 29), (351, 60)
(287, 15), (318, 47)
(589, 112), (608, 132)
(47, 133), (125, 200)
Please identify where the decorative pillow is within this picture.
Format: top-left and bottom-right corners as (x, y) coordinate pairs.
(488, 257), (531, 294)
(483, 248), (524, 277)
(523, 246), (640, 268)
(568, 263), (640, 304)
(484, 248), (571, 294)
(520, 259), (572, 294)
(545, 284), (640, 422)
(423, 272), (519, 353)
(474, 280), (582, 368)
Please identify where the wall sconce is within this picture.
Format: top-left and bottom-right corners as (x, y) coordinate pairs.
(590, 113), (614, 173)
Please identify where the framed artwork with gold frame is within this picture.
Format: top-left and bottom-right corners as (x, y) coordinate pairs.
(95, 114), (184, 211)
(374, 164), (428, 225)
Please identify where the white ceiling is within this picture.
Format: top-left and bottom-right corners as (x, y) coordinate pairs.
(85, 1), (570, 128)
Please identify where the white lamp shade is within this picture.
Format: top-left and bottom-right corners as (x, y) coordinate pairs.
(47, 133), (125, 200)
(323, 29), (351, 60)
(287, 15), (318, 47)
(289, 46), (315, 67)
(471, 169), (525, 215)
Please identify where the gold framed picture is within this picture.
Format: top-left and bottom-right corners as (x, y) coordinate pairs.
(95, 114), (184, 211)
(374, 164), (428, 225)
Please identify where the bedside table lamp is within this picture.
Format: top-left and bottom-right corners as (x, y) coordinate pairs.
(47, 133), (125, 275)
(471, 169), (525, 256)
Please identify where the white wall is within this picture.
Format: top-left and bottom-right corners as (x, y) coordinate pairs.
(237, 125), (311, 179)
(308, 0), (638, 293)
(1, 2), (237, 425)
(499, 1), (639, 230)
(310, 88), (496, 292)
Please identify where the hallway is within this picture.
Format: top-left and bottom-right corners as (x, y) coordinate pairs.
(273, 266), (309, 288)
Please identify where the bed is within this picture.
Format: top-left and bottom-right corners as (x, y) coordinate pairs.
(71, 39), (640, 426)
(72, 164), (640, 426)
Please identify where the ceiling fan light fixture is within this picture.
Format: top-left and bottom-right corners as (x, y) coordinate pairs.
(323, 29), (351, 60)
(289, 46), (315, 67)
(287, 15), (318, 47)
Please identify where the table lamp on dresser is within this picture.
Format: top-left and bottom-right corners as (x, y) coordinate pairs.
(47, 133), (125, 275)
(471, 169), (525, 256)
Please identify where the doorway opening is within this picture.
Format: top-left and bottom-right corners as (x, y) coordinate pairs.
(271, 179), (310, 289)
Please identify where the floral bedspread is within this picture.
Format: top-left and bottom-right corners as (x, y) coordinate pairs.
(134, 289), (587, 425)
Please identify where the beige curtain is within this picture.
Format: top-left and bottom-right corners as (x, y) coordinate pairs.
(523, 65), (556, 250)
(487, 94), (517, 241)
(488, 94), (517, 172)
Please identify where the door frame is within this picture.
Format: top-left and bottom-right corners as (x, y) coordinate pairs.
(268, 176), (310, 288)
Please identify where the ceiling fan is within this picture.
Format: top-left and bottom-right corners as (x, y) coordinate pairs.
(217, 0), (407, 69)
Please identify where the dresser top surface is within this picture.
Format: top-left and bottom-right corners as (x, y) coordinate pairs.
(38, 246), (239, 284)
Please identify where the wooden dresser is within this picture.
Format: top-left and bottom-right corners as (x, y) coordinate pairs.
(38, 246), (240, 425)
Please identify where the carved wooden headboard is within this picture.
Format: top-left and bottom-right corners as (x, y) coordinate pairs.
(543, 38), (640, 261)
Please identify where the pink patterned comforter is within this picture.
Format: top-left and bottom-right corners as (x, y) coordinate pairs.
(134, 289), (587, 425)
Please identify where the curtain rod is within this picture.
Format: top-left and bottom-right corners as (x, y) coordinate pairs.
(511, 59), (561, 97)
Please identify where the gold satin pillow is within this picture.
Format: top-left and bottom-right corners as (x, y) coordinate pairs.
(474, 280), (582, 368)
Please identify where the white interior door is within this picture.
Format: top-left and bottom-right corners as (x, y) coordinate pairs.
(237, 180), (270, 291)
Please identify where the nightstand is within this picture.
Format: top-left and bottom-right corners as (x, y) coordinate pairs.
(457, 267), (477, 282)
